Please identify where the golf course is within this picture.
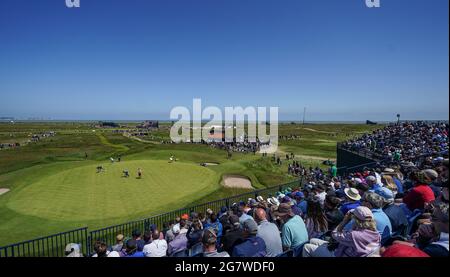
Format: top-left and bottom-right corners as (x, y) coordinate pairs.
(0, 122), (380, 246)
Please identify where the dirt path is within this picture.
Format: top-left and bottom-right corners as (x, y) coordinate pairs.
(222, 175), (253, 189)
(302, 128), (336, 134)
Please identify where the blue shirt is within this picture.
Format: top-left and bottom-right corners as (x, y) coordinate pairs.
(204, 220), (223, 238)
(239, 213), (254, 226)
(297, 200), (308, 215)
(124, 251), (145, 257)
(232, 236), (266, 257)
(383, 203), (408, 237)
(393, 177), (404, 194)
(281, 215), (309, 249)
(340, 201), (361, 215)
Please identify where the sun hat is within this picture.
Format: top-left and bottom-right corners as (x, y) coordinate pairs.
(116, 234), (124, 242)
(273, 203), (294, 217)
(383, 168), (395, 173)
(344, 188), (362, 201)
(351, 206), (374, 221)
(206, 208), (213, 215)
(256, 196), (264, 202)
(269, 197), (280, 206)
(65, 243), (82, 257)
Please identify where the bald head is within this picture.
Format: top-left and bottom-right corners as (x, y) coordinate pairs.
(255, 208), (267, 223)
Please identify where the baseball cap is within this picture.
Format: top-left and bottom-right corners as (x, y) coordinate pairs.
(374, 187), (394, 200)
(242, 219), (258, 234)
(351, 206), (374, 221)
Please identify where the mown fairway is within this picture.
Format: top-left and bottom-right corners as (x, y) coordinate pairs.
(0, 122), (380, 245)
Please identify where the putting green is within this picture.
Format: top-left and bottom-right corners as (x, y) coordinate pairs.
(6, 160), (218, 221)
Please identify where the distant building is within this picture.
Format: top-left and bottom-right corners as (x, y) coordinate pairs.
(136, 120), (159, 129)
(96, 121), (119, 128)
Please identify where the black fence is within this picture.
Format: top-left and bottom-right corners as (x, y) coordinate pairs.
(0, 227), (88, 257)
(0, 179), (300, 257)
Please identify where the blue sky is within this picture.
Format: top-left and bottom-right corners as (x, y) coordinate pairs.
(0, 0), (448, 121)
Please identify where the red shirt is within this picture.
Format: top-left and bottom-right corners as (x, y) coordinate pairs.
(403, 184), (435, 211)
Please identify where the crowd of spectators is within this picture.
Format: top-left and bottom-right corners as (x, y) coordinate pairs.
(63, 122), (449, 258)
(342, 121), (448, 165)
(65, 157), (448, 258)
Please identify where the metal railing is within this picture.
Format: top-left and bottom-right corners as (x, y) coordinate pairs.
(0, 180), (301, 257)
(0, 227), (88, 257)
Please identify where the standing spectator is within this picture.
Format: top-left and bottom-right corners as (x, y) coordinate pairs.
(187, 219), (204, 248)
(232, 219), (266, 257)
(255, 208), (283, 257)
(274, 203), (309, 251)
(202, 228), (230, 257)
(143, 229), (167, 257)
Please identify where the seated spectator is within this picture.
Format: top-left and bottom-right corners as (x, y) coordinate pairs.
(92, 240), (120, 257)
(421, 202), (449, 257)
(345, 191), (392, 242)
(340, 188), (361, 215)
(167, 223), (188, 256)
(274, 203), (309, 251)
(164, 220), (176, 243)
(381, 243), (429, 257)
(123, 239), (145, 257)
(143, 229), (167, 257)
(222, 214), (243, 255)
(111, 234), (124, 252)
(304, 196), (328, 239)
(403, 170), (437, 212)
(376, 187), (408, 238)
(302, 206), (381, 257)
(202, 228), (230, 257)
(324, 195), (344, 231)
(232, 219), (266, 257)
(255, 208), (283, 257)
(65, 243), (83, 257)
(293, 191), (307, 215)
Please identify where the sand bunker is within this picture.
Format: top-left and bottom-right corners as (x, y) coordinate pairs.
(0, 188), (10, 196)
(222, 175), (253, 189)
(201, 162), (219, 166)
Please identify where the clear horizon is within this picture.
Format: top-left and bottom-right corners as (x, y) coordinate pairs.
(0, 0), (448, 121)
